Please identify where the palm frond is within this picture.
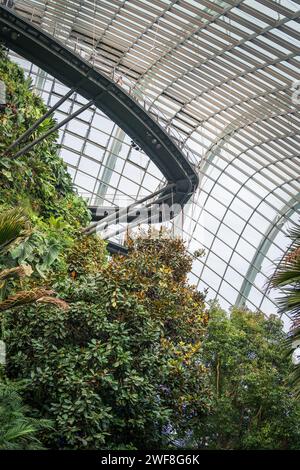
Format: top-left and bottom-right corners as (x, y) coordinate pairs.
(270, 219), (300, 393)
(0, 208), (30, 253)
(275, 288), (300, 316)
(2, 422), (37, 442)
(270, 259), (300, 288)
(0, 379), (52, 450)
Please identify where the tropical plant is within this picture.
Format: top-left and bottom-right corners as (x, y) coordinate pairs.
(189, 305), (300, 449)
(67, 234), (107, 279)
(0, 207), (32, 300)
(0, 48), (93, 294)
(0, 56), (89, 223)
(0, 207), (67, 312)
(0, 374), (52, 450)
(270, 221), (300, 394)
(2, 31), (298, 453)
(0, 48), (91, 451)
(0, 207), (30, 252)
(0, 208), (53, 450)
(0, 46), (90, 255)
(4, 232), (210, 449)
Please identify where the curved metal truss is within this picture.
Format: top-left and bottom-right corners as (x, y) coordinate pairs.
(2, 0), (300, 325)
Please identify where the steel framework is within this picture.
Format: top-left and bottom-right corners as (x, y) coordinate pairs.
(1, 0), (299, 325)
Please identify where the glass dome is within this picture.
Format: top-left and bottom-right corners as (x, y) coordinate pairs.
(4, 0), (300, 328)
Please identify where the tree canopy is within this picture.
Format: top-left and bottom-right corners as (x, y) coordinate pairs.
(4, 233), (210, 449)
(189, 305), (300, 450)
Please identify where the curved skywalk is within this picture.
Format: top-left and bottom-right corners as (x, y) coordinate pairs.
(0, 4), (198, 241)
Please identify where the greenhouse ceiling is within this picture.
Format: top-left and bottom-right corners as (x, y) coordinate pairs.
(3, 0), (300, 326)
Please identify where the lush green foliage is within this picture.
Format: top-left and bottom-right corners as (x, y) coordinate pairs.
(1, 45), (299, 452)
(0, 207), (30, 252)
(0, 48), (91, 450)
(0, 207), (30, 299)
(0, 208), (53, 449)
(0, 47), (90, 280)
(0, 374), (52, 450)
(189, 306), (300, 449)
(0, 47), (89, 226)
(270, 221), (300, 394)
(5, 233), (210, 449)
(67, 234), (108, 279)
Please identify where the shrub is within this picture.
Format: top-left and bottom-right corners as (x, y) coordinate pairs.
(5, 233), (210, 449)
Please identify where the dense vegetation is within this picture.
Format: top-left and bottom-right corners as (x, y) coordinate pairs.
(0, 45), (90, 280)
(0, 46), (91, 449)
(189, 306), (300, 449)
(270, 221), (300, 395)
(4, 234), (210, 449)
(1, 48), (300, 450)
(0, 207), (53, 450)
(0, 373), (52, 450)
